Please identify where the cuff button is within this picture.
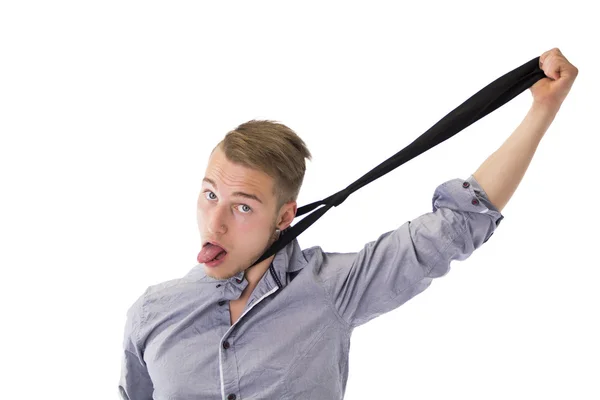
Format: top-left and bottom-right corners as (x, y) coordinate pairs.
(463, 181), (470, 188)
(472, 198), (480, 205)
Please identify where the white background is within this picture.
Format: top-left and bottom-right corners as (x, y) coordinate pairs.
(1, 1), (599, 399)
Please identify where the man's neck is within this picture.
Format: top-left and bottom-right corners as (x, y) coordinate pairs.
(239, 254), (276, 299)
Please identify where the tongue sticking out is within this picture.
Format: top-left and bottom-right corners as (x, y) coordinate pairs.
(198, 243), (227, 264)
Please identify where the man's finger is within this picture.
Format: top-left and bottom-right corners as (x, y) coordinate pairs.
(540, 47), (561, 67)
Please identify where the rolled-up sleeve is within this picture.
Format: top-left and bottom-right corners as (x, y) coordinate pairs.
(118, 290), (154, 400)
(319, 174), (504, 328)
(426, 173), (504, 274)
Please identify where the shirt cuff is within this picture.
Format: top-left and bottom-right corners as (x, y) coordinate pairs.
(431, 174), (505, 242)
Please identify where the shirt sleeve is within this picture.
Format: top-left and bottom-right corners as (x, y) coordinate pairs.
(118, 289), (154, 400)
(318, 174), (504, 329)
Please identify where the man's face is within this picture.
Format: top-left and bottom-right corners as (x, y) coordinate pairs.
(197, 146), (285, 280)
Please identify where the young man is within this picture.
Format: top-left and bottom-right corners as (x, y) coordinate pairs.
(119, 48), (578, 399)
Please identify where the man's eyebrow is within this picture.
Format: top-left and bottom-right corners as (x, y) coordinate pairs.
(202, 177), (263, 204)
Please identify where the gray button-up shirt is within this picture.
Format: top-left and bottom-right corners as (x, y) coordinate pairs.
(119, 174), (503, 400)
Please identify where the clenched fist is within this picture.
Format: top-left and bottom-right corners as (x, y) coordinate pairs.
(530, 48), (579, 111)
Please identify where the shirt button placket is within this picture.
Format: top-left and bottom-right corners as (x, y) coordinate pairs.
(223, 340), (237, 399)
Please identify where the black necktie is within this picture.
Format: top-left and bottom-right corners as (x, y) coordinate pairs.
(251, 56), (546, 267)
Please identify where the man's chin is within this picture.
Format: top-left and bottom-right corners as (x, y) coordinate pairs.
(204, 265), (234, 280)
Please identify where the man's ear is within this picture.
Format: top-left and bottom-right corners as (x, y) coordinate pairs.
(277, 201), (297, 230)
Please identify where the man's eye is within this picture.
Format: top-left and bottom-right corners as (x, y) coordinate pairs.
(205, 191), (217, 200)
(237, 204), (252, 213)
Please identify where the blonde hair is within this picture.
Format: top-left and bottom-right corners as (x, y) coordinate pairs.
(212, 120), (312, 211)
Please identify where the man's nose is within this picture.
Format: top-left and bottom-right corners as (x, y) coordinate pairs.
(207, 205), (228, 234)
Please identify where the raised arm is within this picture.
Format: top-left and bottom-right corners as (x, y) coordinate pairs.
(315, 48), (578, 330)
(472, 48), (578, 213)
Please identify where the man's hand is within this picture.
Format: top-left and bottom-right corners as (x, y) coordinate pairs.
(530, 47), (579, 112)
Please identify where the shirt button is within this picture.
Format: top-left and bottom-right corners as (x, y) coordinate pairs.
(227, 394), (236, 400)
(216, 284), (222, 288)
(223, 341), (230, 349)
(218, 300), (226, 306)
(235, 278), (242, 283)
(472, 198), (480, 205)
(463, 181), (470, 188)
